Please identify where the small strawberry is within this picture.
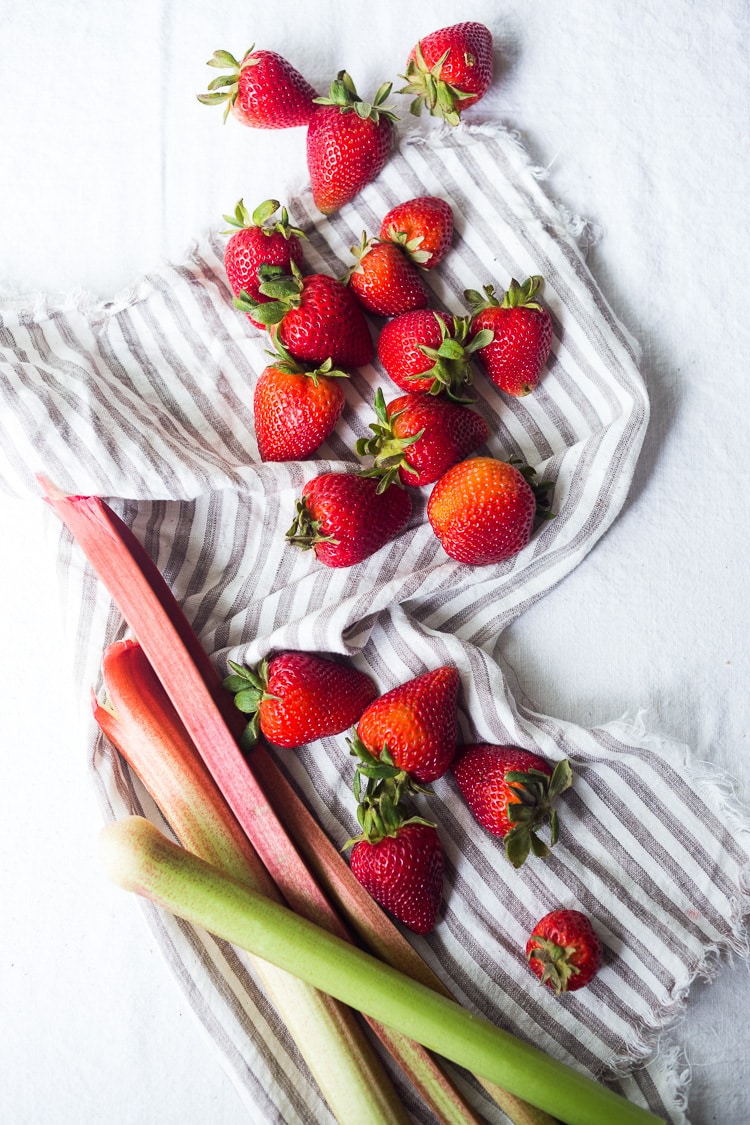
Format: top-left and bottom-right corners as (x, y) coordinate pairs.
(234, 262), (374, 368)
(354, 666), (460, 783)
(452, 744), (573, 867)
(345, 234), (430, 318)
(287, 472), (412, 568)
(345, 735), (442, 933)
(465, 277), (554, 396)
(400, 23), (494, 125)
(377, 310), (492, 400)
(349, 822), (444, 934)
(427, 456), (553, 566)
(223, 199), (306, 328)
(526, 910), (603, 994)
(356, 387), (490, 490)
(253, 344), (348, 462)
(223, 650), (378, 751)
(307, 71), (398, 214)
(198, 47), (317, 128)
(379, 196), (454, 269)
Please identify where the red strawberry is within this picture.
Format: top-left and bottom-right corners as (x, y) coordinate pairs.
(234, 263), (374, 368)
(349, 822), (444, 934)
(377, 310), (492, 400)
(452, 744), (573, 867)
(427, 456), (553, 566)
(355, 667), (460, 783)
(253, 346), (348, 462)
(287, 472), (412, 568)
(307, 71), (397, 214)
(466, 277), (554, 396)
(357, 388), (489, 489)
(198, 47), (317, 128)
(345, 234), (430, 318)
(223, 199), (306, 328)
(379, 196), (454, 269)
(526, 909), (603, 994)
(400, 23), (494, 125)
(223, 651), (378, 750)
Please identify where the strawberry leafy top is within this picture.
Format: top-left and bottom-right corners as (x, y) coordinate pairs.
(503, 758), (573, 868)
(343, 733), (434, 847)
(222, 198), (306, 241)
(399, 41), (474, 126)
(356, 388), (423, 492)
(314, 70), (399, 124)
(465, 276), (546, 316)
(197, 47), (258, 121)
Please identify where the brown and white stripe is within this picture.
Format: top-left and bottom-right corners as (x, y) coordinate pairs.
(0, 125), (745, 1124)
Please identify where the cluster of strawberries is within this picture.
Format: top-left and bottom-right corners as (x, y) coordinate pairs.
(199, 23), (495, 212)
(225, 651), (603, 994)
(210, 22), (602, 993)
(222, 189), (555, 569)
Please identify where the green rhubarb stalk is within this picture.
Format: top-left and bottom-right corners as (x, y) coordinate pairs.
(103, 818), (665, 1125)
(41, 479), (554, 1125)
(95, 639), (409, 1125)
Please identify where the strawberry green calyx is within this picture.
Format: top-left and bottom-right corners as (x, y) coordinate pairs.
(314, 70), (399, 124)
(399, 43), (473, 126)
(343, 232), (385, 282)
(344, 734), (434, 848)
(197, 47), (256, 121)
(265, 338), (349, 387)
(286, 497), (340, 552)
(508, 457), (555, 521)
(504, 758), (572, 868)
(234, 260), (305, 326)
(526, 934), (581, 995)
(418, 314), (493, 401)
(465, 276), (546, 316)
(222, 198), (307, 242)
(383, 224), (432, 267)
(356, 388), (423, 492)
(222, 658), (280, 752)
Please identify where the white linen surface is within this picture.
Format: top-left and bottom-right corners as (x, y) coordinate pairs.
(1, 3), (749, 1125)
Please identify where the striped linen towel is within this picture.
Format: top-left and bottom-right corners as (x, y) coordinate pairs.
(1, 124), (747, 1125)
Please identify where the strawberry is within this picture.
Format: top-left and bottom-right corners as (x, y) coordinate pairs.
(452, 744), (573, 867)
(357, 388), (489, 490)
(223, 199), (306, 328)
(345, 234), (430, 318)
(465, 277), (554, 396)
(234, 262), (374, 368)
(427, 456), (553, 566)
(287, 472), (412, 568)
(307, 71), (398, 214)
(379, 196), (454, 269)
(349, 822), (444, 934)
(526, 909), (603, 994)
(223, 651), (378, 751)
(354, 666), (460, 783)
(377, 310), (492, 400)
(253, 344), (348, 462)
(400, 23), (494, 125)
(198, 47), (317, 128)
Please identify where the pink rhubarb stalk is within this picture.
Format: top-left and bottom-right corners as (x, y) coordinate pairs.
(42, 476), (558, 1125)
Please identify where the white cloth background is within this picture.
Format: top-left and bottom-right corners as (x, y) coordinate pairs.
(1, 3), (749, 1125)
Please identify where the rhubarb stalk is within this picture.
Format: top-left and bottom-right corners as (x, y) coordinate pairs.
(102, 817), (665, 1125)
(42, 478), (556, 1125)
(96, 637), (487, 1125)
(95, 638), (409, 1125)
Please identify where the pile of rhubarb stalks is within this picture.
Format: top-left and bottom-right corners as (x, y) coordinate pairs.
(43, 20), (665, 1125)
